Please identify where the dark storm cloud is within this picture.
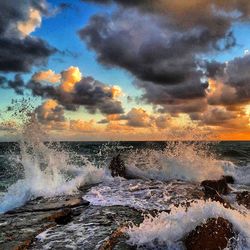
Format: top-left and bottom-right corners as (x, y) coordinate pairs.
(8, 74), (25, 95)
(79, 9), (233, 86)
(225, 54), (250, 96)
(28, 76), (124, 115)
(0, 37), (56, 73)
(199, 108), (237, 126)
(0, 74), (25, 94)
(82, 0), (250, 24)
(0, 0), (55, 73)
(135, 76), (208, 114)
(208, 54), (250, 106)
(79, 0), (250, 116)
(204, 60), (226, 79)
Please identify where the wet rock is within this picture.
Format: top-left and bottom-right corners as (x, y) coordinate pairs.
(109, 154), (127, 178)
(6, 195), (90, 214)
(184, 217), (235, 250)
(201, 178), (232, 208)
(236, 191), (250, 209)
(99, 227), (131, 250)
(201, 178), (230, 196)
(222, 175), (234, 184)
(46, 208), (73, 225)
(0, 195), (90, 249)
(0, 214), (55, 250)
(31, 205), (144, 250)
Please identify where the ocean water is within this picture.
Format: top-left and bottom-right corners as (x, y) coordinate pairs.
(0, 140), (249, 194)
(0, 138), (249, 249)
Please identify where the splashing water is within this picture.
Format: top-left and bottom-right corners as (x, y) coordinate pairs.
(126, 200), (250, 250)
(0, 115), (108, 213)
(125, 141), (225, 182)
(0, 106), (248, 214)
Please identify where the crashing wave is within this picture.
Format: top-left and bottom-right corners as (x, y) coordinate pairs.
(126, 200), (250, 250)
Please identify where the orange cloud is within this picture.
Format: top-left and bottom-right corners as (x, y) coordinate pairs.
(36, 99), (65, 122)
(60, 66), (82, 92)
(106, 85), (123, 99)
(17, 8), (42, 37)
(32, 69), (61, 83)
(70, 119), (96, 133)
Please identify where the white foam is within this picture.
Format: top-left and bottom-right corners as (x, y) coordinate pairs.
(126, 200), (250, 249)
(0, 162), (108, 213)
(222, 161), (250, 185)
(125, 142), (225, 183)
(0, 118), (110, 213)
(84, 178), (202, 211)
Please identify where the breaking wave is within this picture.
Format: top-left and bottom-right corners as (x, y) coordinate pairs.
(125, 142), (249, 185)
(0, 116), (109, 213)
(126, 200), (250, 250)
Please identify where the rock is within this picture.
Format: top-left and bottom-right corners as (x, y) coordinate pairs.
(201, 178), (230, 196)
(99, 227), (127, 250)
(6, 196), (90, 214)
(201, 178), (232, 208)
(0, 195), (90, 249)
(109, 154), (127, 178)
(46, 208), (73, 225)
(184, 217), (235, 250)
(222, 175), (234, 184)
(31, 205), (144, 250)
(236, 191), (250, 209)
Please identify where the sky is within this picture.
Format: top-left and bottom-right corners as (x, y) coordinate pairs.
(0, 0), (250, 141)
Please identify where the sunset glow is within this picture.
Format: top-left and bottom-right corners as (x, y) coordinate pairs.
(0, 0), (250, 141)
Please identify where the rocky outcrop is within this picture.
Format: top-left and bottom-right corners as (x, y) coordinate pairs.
(109, 154), (127, 178)
(31, 205), (144, 250)
(236, 191), (250, 209)
(99, 227), (136, 250)
(184, 217), (235, 250)
(201, 178), (230, 196)
(201, 178), (232, 208)
(222, 175), (234, 184)
(46, 208), (73, 225)
(0, 195), (90, 250)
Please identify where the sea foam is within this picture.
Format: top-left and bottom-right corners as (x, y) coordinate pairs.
(126, 200), (250, 250)
(0, 117), (109, 213)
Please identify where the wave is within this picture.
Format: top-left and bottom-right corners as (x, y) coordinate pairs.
(223, 161), (250, 186)
(126, 200), (250, 250)
(124, 142), (249, 185)
(0, 117), (110, 213)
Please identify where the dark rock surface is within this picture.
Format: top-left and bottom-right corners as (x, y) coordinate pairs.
(184, 217), (235, 250)
(0, 195), (90, 250)
(5, 195), (90, 214)
(222, 175), (235, 184)
(236, 191), (250, 209)
(201, 178), (232, 208)
(46, 208), (73, 225)
(31, 206), (143, 250)
(99, 227), (136, 250)
(201, 178), (230, 196)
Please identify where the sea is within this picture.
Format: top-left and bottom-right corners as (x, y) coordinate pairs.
(0, 139), (249, 249)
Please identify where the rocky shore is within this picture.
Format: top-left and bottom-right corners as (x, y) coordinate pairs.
(0, 155), (249, 249)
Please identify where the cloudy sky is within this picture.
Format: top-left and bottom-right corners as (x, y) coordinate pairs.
(0, 0), (250, 141)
